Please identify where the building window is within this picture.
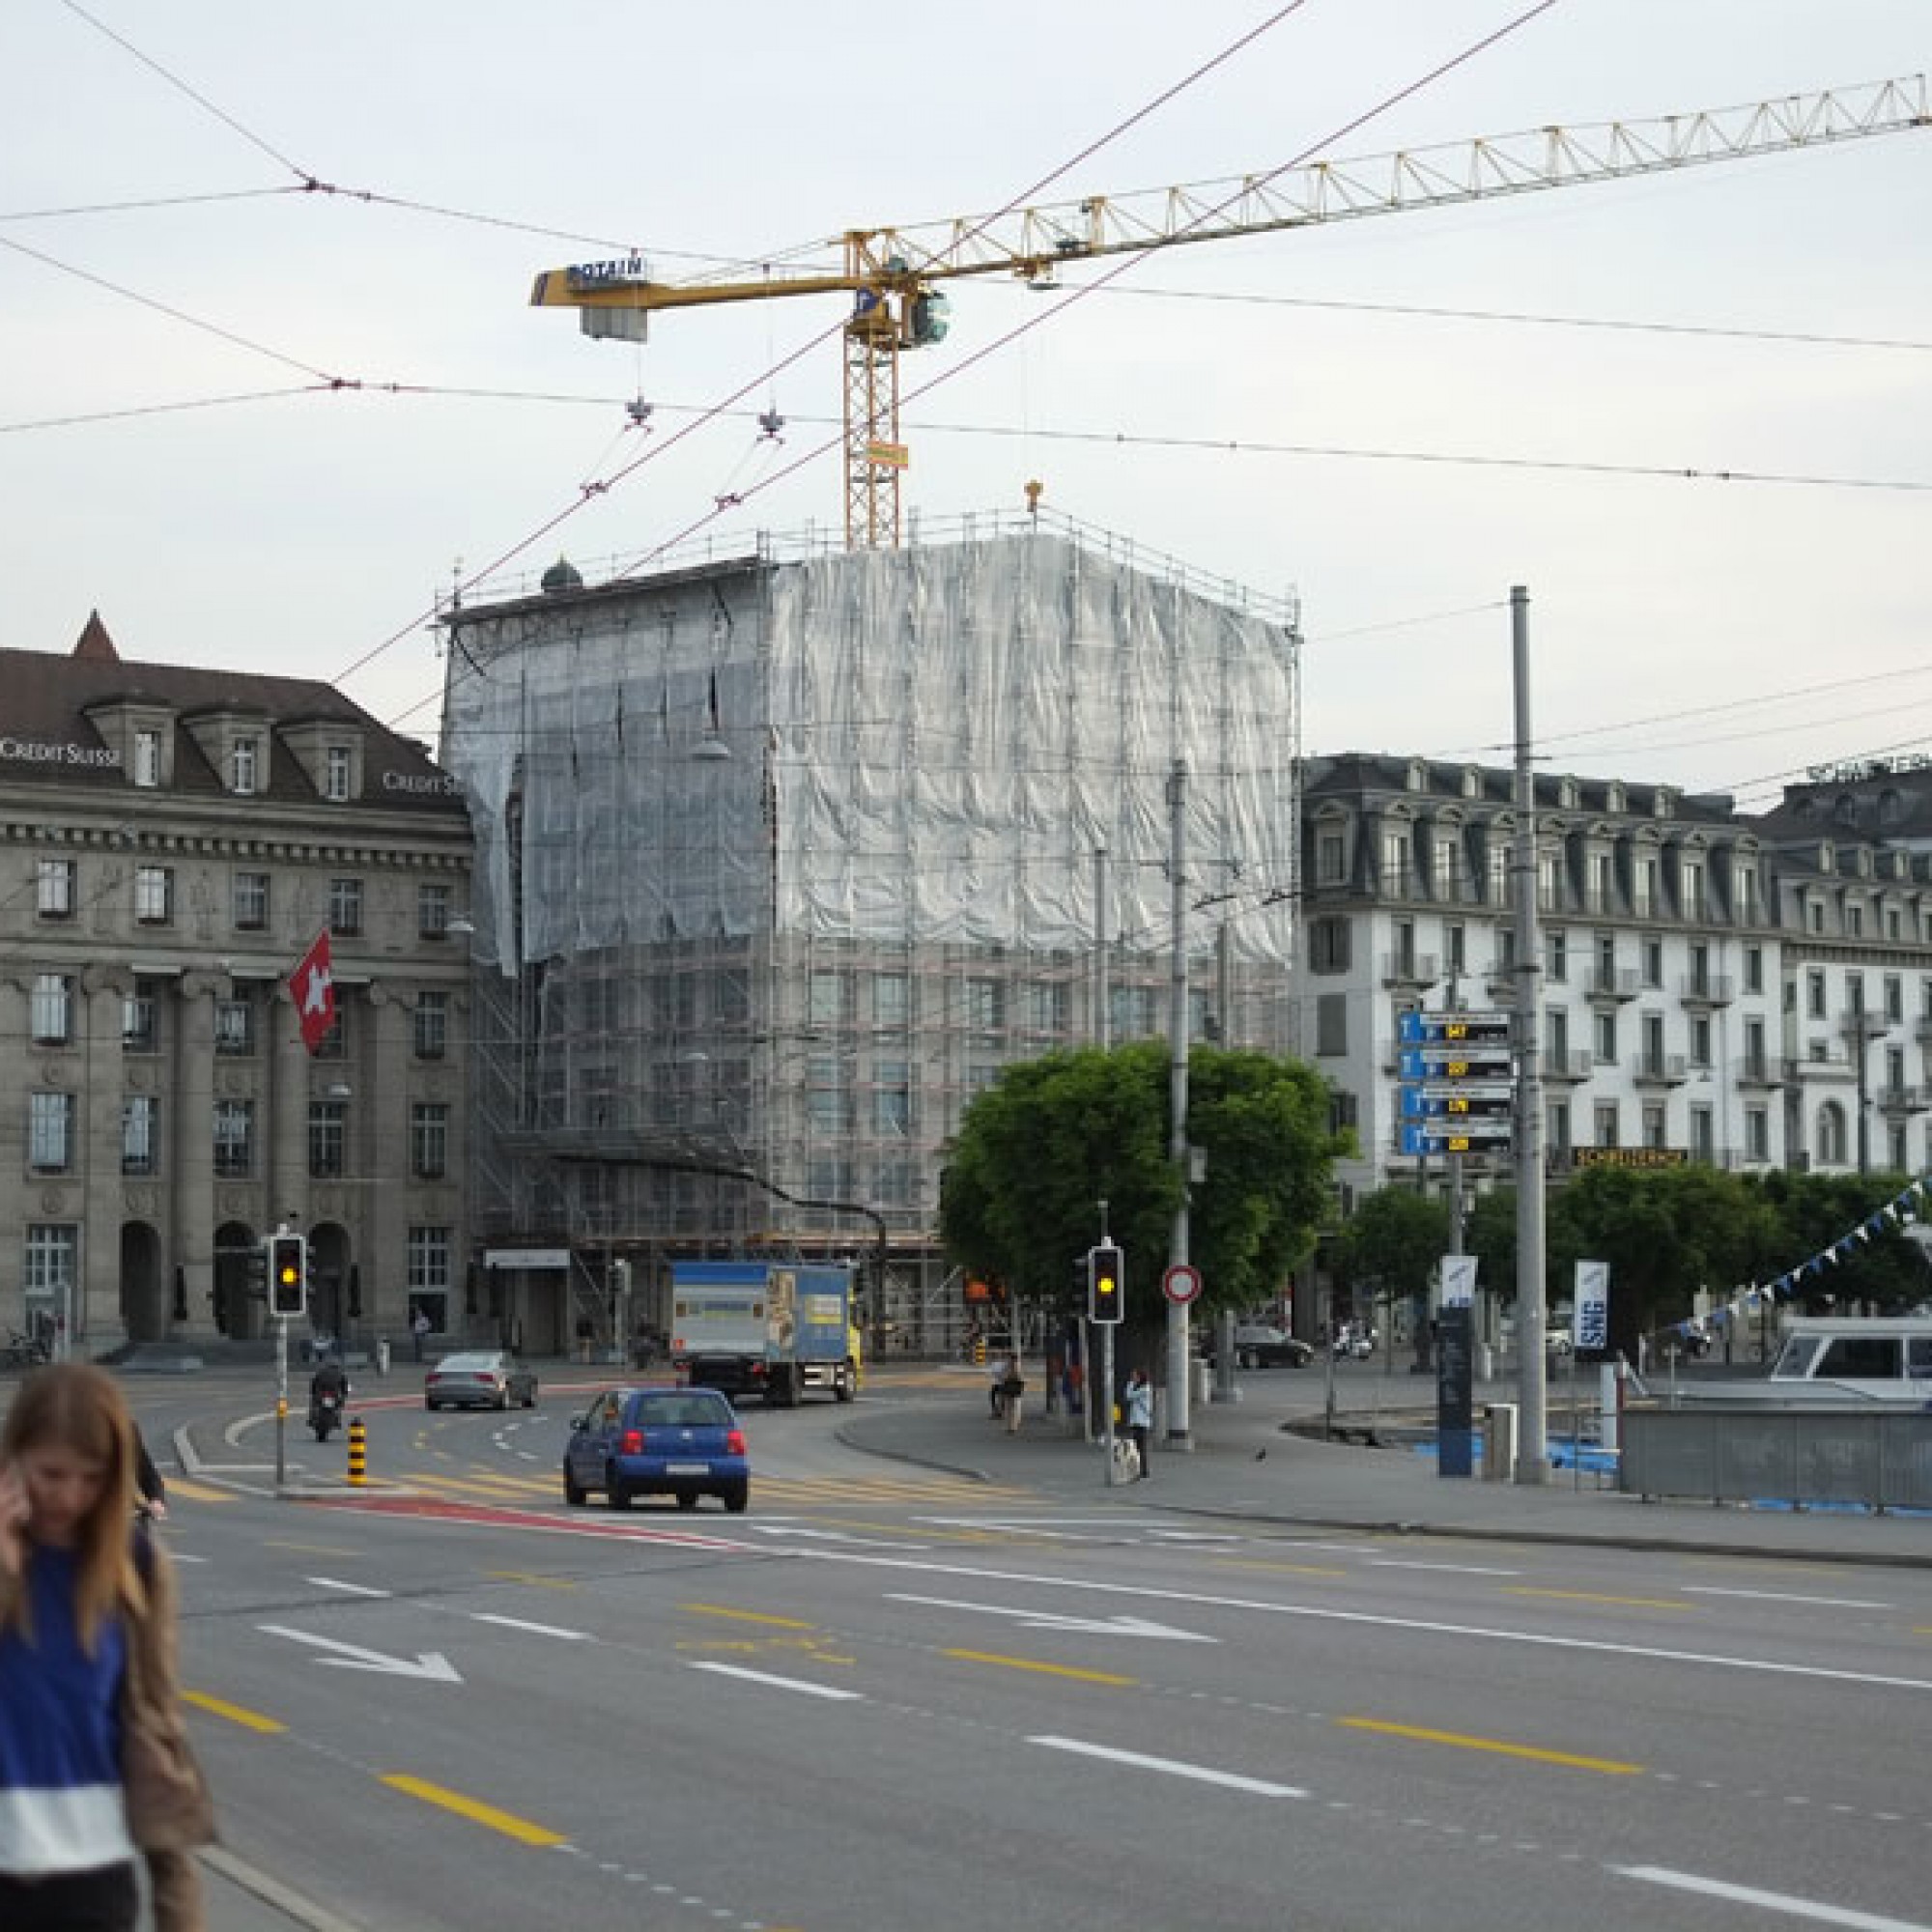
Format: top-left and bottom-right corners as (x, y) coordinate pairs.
(1445, 923), (1465, 977)
(809, 969), (853, 1028)
(1680, 858), (1705, 922)
(1807, 970), (1827, 1020)
(1315, 993), (1348, 1057)
(1379, 828), (1409, 895)
(1547, 1100), (1571, 1155)
(1634, 857), (1660, 918)
(1316, 832), (1346, 886)
(412, 991), (448, 1061)
(30, 974), (74, 1046)
(1887, 906), (1902, 942)
(1690, 1015), (1712, 1069)
(412, 1103), (449, 1180)
(37, 859), (76, 919)
(308, 1101), (346, 1179)
(1848, 902), (1864, 938)
(326, 746), (354, 802)
(314, 1008), (345, 1061)
(213, 1099), (254, 1178)
(1735, 865), (1759, 923)
(1641, 1012), (1665, 1071)
(1487, 842), (1508, 906)
(806, 1056), (851, 1134)
(1745, 945), (1763, 996)
(1392, 919), (1418, 979)
(1817, 1102), (1847, 1167)
(1593, 1009), (1617, 1064)
(1434, 835), (1462, 899)
(417, 881), (452, 939)
(873, 1062), (912, 1137)
(406, 1228), (451, 1307)
(1885, 975), (1904, 1024)
(1809, 900), (1825, 934)
(213, 992), (255, 1057)
(964, 978), (1004, 1034)
(1641, 938), (1662, 988)
(1744, 1016), (1767, 1077)
(1690, 1104), (1714, 1161)
(1589, 851), (1613, 912)
(1641, 1102), (1666, 1150)
(1537, 852), (1561, 911)
(135, 866), (173, 924)
(122, 981), (159, 1054)
(28, 1093), (74, 1173)
(233, 870), (270, 930)
(122, 1097), (158, 1178)
(1308, 917), (1350, 975)
(231, 738), (259, 795)
(1689, 941), (1711, 996)
(966, 1061), (1002, 1095)
(133, 729), (161, 788)
(873, 973), (908, 1026)
(1596, 933), (1616, 985)
(1023, 981), (1068, 1035)
(328, 878), (363, 936)
(1746, 1106), (1769, 1162)
(1889, 1123), (1909, 1172)
(1593, 1101), (1619, 1149)
(1548, 1008), (1570, 1064)
(1545, 929), (1567, 984)
(24, 1226), (78, 1311)
(1108, 986), (1157, 1040)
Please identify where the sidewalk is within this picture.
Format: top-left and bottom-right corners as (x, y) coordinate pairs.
(840, 1369), (1932, 1569)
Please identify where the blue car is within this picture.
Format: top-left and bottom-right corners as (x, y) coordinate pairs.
(563, 1385), (750, 1514)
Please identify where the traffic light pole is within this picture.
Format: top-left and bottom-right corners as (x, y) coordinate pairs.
(1165, 757), (1193, 1451)
(274, 1313), (289, 1493)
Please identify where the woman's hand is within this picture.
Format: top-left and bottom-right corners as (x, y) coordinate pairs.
(0, 1463), (29, 1577)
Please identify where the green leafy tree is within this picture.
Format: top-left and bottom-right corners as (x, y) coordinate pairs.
(1743, 1169), (1927, 1314)
(939, 1040), (1349, 1343)
(1333, 1186), (1450, 1367)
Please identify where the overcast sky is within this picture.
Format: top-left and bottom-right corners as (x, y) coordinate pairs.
(6, 1), (1926, 810)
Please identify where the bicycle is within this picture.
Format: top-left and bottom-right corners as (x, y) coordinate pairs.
(1, 1329), (51, 1370)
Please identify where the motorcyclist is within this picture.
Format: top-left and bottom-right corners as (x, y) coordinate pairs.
(308, 1353), (351, 1434)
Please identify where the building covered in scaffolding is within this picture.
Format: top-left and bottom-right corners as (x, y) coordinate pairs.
(437, 511), (1300, 1356)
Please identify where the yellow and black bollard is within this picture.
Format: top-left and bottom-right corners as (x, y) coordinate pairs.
(972, 1336), (987, 1367)
(346, 1415), (367, 1488)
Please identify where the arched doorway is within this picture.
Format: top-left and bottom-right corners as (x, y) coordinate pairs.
(119, 1223), (166, 1342)
(1817, 1101), (1849, 1169)
(213, 1221), (260, 1339)
(308, 1222), (351, 1345)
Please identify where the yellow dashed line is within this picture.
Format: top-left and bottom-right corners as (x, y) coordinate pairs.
(1211, 1557), (1350, 1577)
(683, 1604), (818, 1630)
(1339, 1717), (1644, 1776)
(160, 1477), (238, 1504)
(484, 1571), (578, 1590)
(1505, 1587), (1696, 1611)
(381, 1774), (567, 1847)
(944, 1649), (1138, 1687)
(184, 1690), (286, 1734)
(263, 1541), (360, 1557)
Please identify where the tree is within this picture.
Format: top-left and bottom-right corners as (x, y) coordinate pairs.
(1743, 1169), (1927, 1315)
(1333, 1186), (1450, 1368)
(939, 1040), (1349, 1340)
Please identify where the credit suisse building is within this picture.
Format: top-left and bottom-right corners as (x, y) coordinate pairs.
(0, 616), (472, 1353)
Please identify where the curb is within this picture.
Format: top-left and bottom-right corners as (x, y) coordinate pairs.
(201, 1846), (366, 1932)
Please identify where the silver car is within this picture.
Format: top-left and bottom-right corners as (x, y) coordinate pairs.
(424, 1350), (539, 1411)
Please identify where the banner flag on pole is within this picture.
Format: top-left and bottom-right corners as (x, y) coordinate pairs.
(289, 929), (336, 1056)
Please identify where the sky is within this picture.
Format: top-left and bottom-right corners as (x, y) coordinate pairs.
(5, 1), (1927, 810)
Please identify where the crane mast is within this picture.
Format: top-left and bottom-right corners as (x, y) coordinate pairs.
(530, 76), (1926, 549)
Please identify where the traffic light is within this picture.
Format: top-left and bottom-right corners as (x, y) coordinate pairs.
(1087, 1242), (1124, 1324)
(268, 1234), (307, 1318)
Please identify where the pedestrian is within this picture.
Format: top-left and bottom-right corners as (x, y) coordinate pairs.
(132, 1429), (167, 1522)
(989, 1350), (1010, 1420)
(1124, 1367), (1153, 1480)
(412, 1305), (432, 1362)
(0, 1363), (215, 1932)
(1000, 1354), (1027, 1435)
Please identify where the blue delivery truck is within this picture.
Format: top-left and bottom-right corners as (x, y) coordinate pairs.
(669, 1260), (863, 1407)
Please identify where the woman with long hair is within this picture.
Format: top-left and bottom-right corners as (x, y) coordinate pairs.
(0, 1364), (211, 1931)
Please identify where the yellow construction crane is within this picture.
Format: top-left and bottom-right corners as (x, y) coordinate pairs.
(531, 76), (1925, 550)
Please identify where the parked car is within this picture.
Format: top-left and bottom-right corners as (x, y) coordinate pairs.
(1231, 1324), (1314, 1369)
(424, 1350), (539, 1411)
(563, 1385), (750, 1513)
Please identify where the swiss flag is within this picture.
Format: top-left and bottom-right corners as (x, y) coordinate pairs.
(289, 929), (337, 1056)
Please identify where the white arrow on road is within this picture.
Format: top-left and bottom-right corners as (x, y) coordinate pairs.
(257, 1624), (462, 1681)
(886, 1593), (1216, 1643)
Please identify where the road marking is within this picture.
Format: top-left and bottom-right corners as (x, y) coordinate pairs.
(683, 1604), (817, 1630)
(306, 1577), (391, 1599)
(183, 1690), (286, 1734)
(167, 1551), (209, 1564)
(381, 1774), (567, 1847)
(945, 1649), (1137, 1687)
(264, 1541), (361, 1557)
(888, 1593), (1215, 1643)
(1506, 1587), (1697, 1611)
(469, 1613), (594, 1640)
(1211, 1557), (1350, 1578)
(749, 1525), (930, 1548)
(1339, 1718), (1643, 1776)
(1030, 1736), (1306, 1799)
(484, 1571), (578, 1590)
(1368, 1559), (1521, 1577)
(1612, 1864), (1932, 1930)
(687, 1662), (865, 1701)
(806, 1550), (1932, 1693)
(162, 1477), (239, 1504)
(258, 1626), (462, 1682)
(1682, 1586), (1891, 1609)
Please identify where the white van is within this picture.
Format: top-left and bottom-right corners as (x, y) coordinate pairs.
(1768, 1317), (1932, 1404)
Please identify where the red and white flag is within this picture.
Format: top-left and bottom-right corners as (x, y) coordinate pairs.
(289, 929), (336, 1055)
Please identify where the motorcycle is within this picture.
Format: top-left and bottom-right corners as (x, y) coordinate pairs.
(309, 1387), (345, 1441)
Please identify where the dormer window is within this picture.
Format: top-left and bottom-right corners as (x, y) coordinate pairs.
(1605, 781), (1626, 814)
(1654, 787), (1678, 819)
(1406, 759), (1428, 794)
(325, 745), (353, 802)
(133, 729), (161, 788)
(1461, 766), (1482, 799)
(1558, 777), (1579, 810)
(231, 737), (259, 795)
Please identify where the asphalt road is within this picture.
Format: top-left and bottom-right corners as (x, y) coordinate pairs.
(104, 1370), (1932, 1931)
